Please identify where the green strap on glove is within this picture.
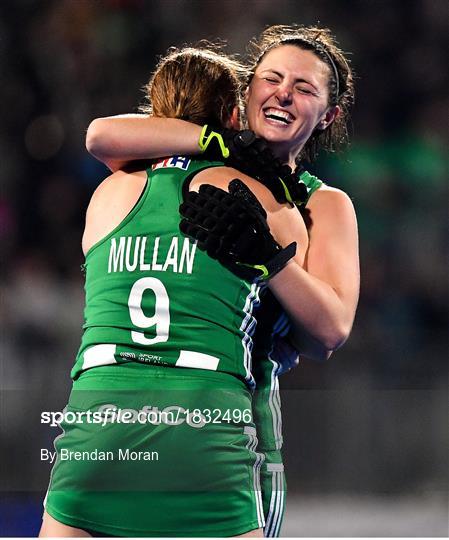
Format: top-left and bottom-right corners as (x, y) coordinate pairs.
(198, 125), (308, 207)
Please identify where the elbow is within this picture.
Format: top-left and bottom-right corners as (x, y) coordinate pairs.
(86, 119), (109, 159)
(321, 323), (352, 351)
(303, 348), (333, 363)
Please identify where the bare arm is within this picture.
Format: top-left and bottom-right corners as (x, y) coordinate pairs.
(86, 115), (202, 172)
(190, 170), (359, 355)
(269, 186), (360, 351)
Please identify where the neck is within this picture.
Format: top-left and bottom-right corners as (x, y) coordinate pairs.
(269, 143), (300, 169)
(269, 137), (304, 170)
(287, 155), (298, 169)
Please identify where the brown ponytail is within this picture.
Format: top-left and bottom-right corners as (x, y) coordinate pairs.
(141, 46), (247, 127)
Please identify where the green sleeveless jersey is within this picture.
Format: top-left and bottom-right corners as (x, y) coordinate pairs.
(252, 169), (323, 451)
(71, 156), (261, 387)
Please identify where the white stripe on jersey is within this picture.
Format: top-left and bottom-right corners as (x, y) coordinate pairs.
(265, 308), (293, 450)
(268, 359), (283, 450)
(82, 343), (117, 370)
(176, 350), (219, 370)
(240, 282), (261, 389)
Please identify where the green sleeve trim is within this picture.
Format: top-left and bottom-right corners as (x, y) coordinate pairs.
(299, 171), (323, 204)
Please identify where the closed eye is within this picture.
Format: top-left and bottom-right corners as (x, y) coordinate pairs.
(296, 87), (316, 96)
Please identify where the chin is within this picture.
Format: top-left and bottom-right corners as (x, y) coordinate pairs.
(257, 128), (290, 142)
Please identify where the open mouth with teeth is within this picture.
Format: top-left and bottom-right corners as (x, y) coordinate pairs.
(263, 108), (294, 125)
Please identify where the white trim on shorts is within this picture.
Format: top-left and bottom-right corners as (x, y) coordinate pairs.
(264, 466), (285, 537)
(243, 426), (265, 529)
(267, 359), (283, 450)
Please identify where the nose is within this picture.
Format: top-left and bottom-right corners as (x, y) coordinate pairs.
(275, 84), (293, 106)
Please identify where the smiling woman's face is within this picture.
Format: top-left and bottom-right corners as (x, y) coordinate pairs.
(246, 44), (334, 166)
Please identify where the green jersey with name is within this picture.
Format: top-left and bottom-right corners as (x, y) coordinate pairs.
(71, 156), (261, 386)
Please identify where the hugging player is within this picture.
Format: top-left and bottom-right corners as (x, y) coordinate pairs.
(85, 24), (359, 537)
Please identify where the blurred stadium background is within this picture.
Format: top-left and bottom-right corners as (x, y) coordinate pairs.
(0, 0), (447, 536)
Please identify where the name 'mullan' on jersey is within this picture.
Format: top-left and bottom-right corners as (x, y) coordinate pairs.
(108, 236), (198, 274)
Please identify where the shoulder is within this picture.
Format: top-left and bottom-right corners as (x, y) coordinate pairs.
(82, 169), (148, 255)
(90, 169), (147, 199)
(305, 185), (358, 249)
(307, 184), (357, 224)
(309, 183), (353, 204)
(87, 169), (147, 213)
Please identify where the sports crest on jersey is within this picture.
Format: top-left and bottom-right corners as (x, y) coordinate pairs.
(152, 156), (191, 171)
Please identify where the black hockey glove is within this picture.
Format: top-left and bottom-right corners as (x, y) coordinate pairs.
(198, 125), (308, 207)
(179, 179), (297, 281)
(256, 162), (308, 207)
(198, 125), (270, 174)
